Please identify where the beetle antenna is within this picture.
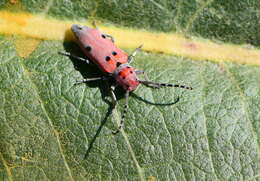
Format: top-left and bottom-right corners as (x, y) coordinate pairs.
(139, 80), (192, 90)
(112, 91), (129, 134)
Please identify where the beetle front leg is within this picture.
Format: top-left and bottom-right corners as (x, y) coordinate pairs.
(135, 70), (149, 81)
(112, 91), (129, 135)
(110, 85), (117, 108)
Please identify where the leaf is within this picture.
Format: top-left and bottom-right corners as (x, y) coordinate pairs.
(0, 1), (259, 181)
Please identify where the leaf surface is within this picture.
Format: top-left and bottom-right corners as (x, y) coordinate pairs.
(0, 1), (259, 181)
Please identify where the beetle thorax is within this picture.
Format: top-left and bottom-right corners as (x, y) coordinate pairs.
(113, 64), (140, 91)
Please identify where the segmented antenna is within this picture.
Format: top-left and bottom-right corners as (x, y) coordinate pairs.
(112, 91), (129, 134)
(139, 80), (193, 90)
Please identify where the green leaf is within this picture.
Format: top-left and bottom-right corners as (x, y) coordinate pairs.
(0, 1), (260, 181)
(2, 0), (260, 46)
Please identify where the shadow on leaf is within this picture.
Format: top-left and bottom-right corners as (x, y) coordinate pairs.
(60, 30), (180, 160)
(61, 39), (125, 159)
(131, 92), (180, 106)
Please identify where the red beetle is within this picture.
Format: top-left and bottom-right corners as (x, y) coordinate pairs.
(60, 24), (192, 134)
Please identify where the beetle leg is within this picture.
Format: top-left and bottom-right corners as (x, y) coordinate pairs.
(112, 91), (129, 135)
(103, 34), (115, 43)
(128, 45), (143, 63)
(59, 51), (90, 64)
(92, 21), (114, 42)
(74, 76), (108, 85)
(135, 70), (149, 81)
(110, 85), (117, 108)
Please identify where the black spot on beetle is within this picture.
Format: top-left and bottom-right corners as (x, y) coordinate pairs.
(118, 72), (126, 79)
(105, 56), (111, 61)
(130, 71), (133, 74)
(101, 34), (106, 39)
(85, 46), (91, 52)
(112, 51), (117, 56)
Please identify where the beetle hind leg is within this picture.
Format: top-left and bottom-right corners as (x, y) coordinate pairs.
(74, 76), (108, 85)
(58, 51), (90, 64)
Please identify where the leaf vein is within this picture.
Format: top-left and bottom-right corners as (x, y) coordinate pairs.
(19, 60), (75, 181)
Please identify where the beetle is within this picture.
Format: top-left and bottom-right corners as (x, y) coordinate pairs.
(59, 24), (192, 134)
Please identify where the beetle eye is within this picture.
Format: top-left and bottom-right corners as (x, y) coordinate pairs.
(85, 46), (91, 52)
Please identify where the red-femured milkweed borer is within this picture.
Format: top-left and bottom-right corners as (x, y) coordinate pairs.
(59, 24), (192, 134)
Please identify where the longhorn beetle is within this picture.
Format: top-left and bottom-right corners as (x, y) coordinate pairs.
(59, 24), (192, 134)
